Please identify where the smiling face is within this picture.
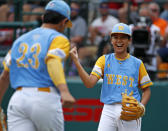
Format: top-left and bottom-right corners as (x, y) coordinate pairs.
(111, 33), (131, 57)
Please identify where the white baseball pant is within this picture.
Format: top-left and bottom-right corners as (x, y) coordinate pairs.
(7, 87), (64, 131)
(98, 104), (141, 131)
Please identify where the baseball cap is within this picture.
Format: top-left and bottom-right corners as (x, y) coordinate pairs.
(45, 0), (72, 28)
(111, 23), (131, 37)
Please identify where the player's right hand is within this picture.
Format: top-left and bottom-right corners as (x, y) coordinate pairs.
(61, 91), (76, 108)
(70, 47), (78, 62)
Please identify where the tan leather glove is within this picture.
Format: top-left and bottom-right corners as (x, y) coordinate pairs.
(120, 90), (145, 121)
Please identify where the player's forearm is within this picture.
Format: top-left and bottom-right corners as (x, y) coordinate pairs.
(73, 59), (94, 88)
(0, 70), (9, 105)
(57, 83), (70, 94)
(47, 57), (75, 108)
(141, 87), (151, 106)
(47, 57), (68, 90)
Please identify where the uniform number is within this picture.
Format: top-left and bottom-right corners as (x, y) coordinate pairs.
(16, 43), (41, 69)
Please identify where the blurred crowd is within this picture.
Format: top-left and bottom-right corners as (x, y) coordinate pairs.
(0, 0), (168, 80)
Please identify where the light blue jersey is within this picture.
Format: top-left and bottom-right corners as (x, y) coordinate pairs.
(9, 27), (68, 89)
(101, 53), (141, 104)
(90, 53), (153, 104)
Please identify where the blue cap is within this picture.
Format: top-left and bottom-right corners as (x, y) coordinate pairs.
(45, 0), (72, 28)
(111, 23), (131, 36)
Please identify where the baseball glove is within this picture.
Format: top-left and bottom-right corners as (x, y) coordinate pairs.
(0, 107), (7, 131)
(120, 90), (145, 121)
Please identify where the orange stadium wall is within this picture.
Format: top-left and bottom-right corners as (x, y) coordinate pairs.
(1, 78), (168, 131)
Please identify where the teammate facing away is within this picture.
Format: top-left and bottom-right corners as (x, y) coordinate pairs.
(0, 0), (76, 131)
(70, 23), (152, 131)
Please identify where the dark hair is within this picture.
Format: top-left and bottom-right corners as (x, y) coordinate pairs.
(97, 36), (112, 57)
(127, 35), (131, 40)
(43, 10), (66, 24)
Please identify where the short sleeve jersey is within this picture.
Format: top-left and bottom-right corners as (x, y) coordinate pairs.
(7, 27), (70, 89)
(91, 53), (153, 104)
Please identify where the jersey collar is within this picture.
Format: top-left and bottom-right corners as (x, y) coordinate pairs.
(115, 53), (130, 61)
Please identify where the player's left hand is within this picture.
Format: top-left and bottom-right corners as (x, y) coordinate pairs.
(120, 90), (145, 121)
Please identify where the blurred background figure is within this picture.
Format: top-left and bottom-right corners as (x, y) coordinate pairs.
(147, 2), (168, 80)
(0, 3), (14, 46)
(156, 22), (168, 80)
(148, 2), (168, 37)
(0, 0), (168, 81)
(67, 2), (88, 76)
(118, 3), (129, 24)
(29, 7), (45, 26)
(70, 1), (87, 48)
(88, 1), (119, 46)
(118, 1), (138, 24)
(160, 2), (168, 22)
(129, 6), (161, 80)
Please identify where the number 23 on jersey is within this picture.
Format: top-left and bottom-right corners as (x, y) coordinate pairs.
(16, 43), (41, 69)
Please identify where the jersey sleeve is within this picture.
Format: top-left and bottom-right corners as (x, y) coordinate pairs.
(46, 36), (70, 62)
(91, 55), (105, 79)
(138, 62), (153, 89)
(2, 50), (11, 72)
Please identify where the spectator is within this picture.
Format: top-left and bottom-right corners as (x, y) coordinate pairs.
(0, 2), (31, 46)
(148, 2), (168, 37)
(118, 1), (138, 24)
(0, 1), (44, 50)
(89, 2), (119, 46)
(0, 4), (10, 22)
(29, 7), (45, 26)
(129, 7), (161, 80)
(118, 6), (128, 24)
(160, 2), (168, 22)
(139, 7), (160, 55)
(67, 2), (88, 76)
(0, 5), (13, 46)
(70, 2), (87, 48)
(147, 2), (168, 80)
(22, 4), (32, 22)
(156, 25), (168, 80)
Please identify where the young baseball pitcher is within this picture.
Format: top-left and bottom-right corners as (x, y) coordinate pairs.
(70, 23), (152, 131)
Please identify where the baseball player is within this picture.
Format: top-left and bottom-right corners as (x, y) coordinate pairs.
(70, 23), (153, 131)
(0, 0), (76, 131)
